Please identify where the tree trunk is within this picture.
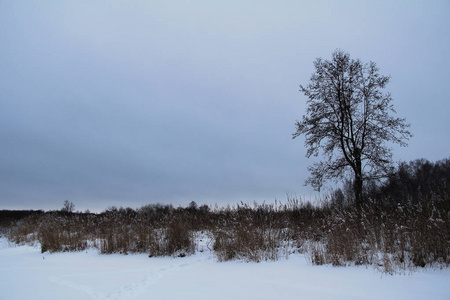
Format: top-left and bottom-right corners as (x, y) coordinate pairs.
(354, 151), (363, 213)
(354, 174), (363, 210)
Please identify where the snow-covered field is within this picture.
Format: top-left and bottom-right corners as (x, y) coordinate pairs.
(1, 237), (449, 300)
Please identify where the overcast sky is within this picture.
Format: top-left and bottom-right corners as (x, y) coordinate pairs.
(1, 1), (449, 211)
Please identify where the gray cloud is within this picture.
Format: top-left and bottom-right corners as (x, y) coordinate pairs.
(1, 1), (449, 211)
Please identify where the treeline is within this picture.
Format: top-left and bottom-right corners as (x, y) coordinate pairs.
(331, 158), (450, 209)
(378, 158), (450, 206)
(0, 210), (43, 229)
(2, 158), (449, 274)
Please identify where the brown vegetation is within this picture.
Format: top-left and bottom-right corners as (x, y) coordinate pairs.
(2, 158), (449, 273)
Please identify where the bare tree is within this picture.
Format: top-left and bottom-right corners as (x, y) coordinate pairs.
(61, 200), (75, 213)
(293, 50), (412, 208)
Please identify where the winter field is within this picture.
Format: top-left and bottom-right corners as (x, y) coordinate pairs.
(1, 237), (449, 300)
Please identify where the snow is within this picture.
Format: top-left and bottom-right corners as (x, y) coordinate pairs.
(1, 237), (449, 300)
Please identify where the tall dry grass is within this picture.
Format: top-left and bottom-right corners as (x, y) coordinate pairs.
(2, 195), (448, 273)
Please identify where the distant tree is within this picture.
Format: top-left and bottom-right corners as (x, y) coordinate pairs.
(293, 50), (412, 208)
(61, 200), (75, 213)
(188, 201), (198, 211)
(199, 204), (210, 214)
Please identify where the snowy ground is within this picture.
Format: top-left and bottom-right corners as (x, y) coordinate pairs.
(1, 237), (449, 300)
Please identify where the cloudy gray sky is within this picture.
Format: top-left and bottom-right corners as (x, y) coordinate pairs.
(1, 1), (449, 211)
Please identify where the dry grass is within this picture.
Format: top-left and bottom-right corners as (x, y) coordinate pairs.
(2, 196), (448, 273)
